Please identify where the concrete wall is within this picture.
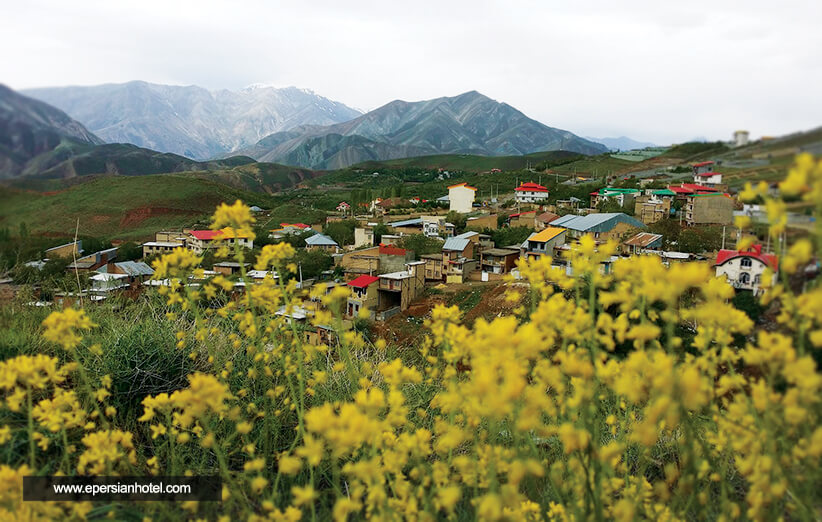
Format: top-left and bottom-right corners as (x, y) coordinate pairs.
(687, 195), (733, 225)
(449, 186), (475, 213)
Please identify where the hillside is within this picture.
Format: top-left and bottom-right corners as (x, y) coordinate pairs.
(0, 175), (284, 240)
(351, 150), (582, 172)
(0, 84), (103, 178)
(22, 82), (363, 160)
(236, 91), (607, 169)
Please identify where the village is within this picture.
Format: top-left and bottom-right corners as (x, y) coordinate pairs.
(5, 156), (792, 345)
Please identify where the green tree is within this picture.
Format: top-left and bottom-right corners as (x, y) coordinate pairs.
(325, 220), (358, 246)
(647, 219), (681, 249)
(677, 227), (722, 254)
(446, 211), (467, 234)
(292, 249), (334, 280)
(372, 224), (389, 245)
(490, 227), (533, 248)
(117, 242), (142, 261)
(396, 234), (444, 259)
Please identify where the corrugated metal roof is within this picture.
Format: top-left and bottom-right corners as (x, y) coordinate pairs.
(443, 237), (470, 251)
(115, 261), (154, 276)
(623, 232), (663, 248)
(305, 234), (338, 246)
(552, 213), (645, 232)
(389, 218), (423, 227)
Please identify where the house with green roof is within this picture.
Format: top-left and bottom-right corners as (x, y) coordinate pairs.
(590, 188), (641, 209)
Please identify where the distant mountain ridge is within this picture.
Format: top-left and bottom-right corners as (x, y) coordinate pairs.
(0, 84), (104, 178)
(22, 81), (363, 160)
(587, 136), (659, 151)
(237, 91), (608, 169)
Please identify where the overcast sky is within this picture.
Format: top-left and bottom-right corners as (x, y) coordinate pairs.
(1, 0), (820, 144)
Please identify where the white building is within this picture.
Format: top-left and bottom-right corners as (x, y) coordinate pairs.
(447, 183), (477, 213)
(715, 244), (778, 294)
(733, 130), (749, 147)
(187, 229), (253, 254)
(514, 181), (550, 204)
(694, 172), (723, 186)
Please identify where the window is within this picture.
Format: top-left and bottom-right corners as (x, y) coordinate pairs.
(739, 272), (750, 285)
(740, 257), (752, 268)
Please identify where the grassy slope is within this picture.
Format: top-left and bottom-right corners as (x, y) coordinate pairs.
(351, 150), (582, 172)
(0, 175), (281, 240)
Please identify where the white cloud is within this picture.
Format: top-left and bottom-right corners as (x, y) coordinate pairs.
(1, 0), (820, 144)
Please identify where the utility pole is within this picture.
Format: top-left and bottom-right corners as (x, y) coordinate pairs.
(721, 225), (726, 249)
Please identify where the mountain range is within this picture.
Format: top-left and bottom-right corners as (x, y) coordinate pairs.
(235, 91), (607, 169)
(0, 83), (103, 178)
(22, 81), (363, 160)
(4, 82), (609, 179)
(586, 136), (659, 151)
(0, 84), (259, 180)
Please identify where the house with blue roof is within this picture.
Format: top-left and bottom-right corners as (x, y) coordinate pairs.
(305, 234), (340, 253)
(551, 213), (645, 242)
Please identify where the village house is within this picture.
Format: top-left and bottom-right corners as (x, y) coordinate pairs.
(536, 211), (560, 229)
(338, 246), (380, 276)
(667, 183), (720, 202)
(353, 226), (376, 248)
(155, 230), (188, 243)
(693, 171), (723, 187)
(634, 189), (675, 224)
(447, 182), (477, 213)
(142, 241), (183, 257)
(304, 234), (340, 253)
(421, 253), (444, 281)
(684, 192), (734, 226)
(336, 201), (351, 213)
(67, 247), (118, 272)
(420, 215), (452, 238)
(465, 213), (498, 231)
(337, 245), (414, 278)
(508, 210), (538, 228)
(715, 244), (778, 294)
(45, 241), (83, 259)
(555, 197), (582, 213)
(213, 262), (250, 276)
(270, 223), (313, 239)
(622, 232), (663, 255)
(442, 234), (477, 283)
(478, 248), (520, 279)
(345, 274), (380, 318)
(590, 188), (640, 208)
(692, 161), (715, 176)
(376, 262), (425, 319)
(520, 227), (566, 260)
(388, 218), (425, 236)
(551, 213), (645, 242)
(90, 260), (155, 296)
(515, 181), (550, 204)
(186, 228), (253, 254)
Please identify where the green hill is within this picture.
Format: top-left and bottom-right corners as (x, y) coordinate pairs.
(0, 175), (280, 240)
(351, 150), (582, 172)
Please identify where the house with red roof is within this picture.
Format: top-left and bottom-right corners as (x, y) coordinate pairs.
(715, 244), (778, 294)
(345, 274), (380, 318)
(515, 181), (549, 204)
(692, 161), (715, 176)
(186, 228), (253, 254)
(336, 201), (351, 213)
(693, 171), (723, 187)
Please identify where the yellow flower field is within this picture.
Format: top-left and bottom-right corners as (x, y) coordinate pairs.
(1, 155), (821, 520)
